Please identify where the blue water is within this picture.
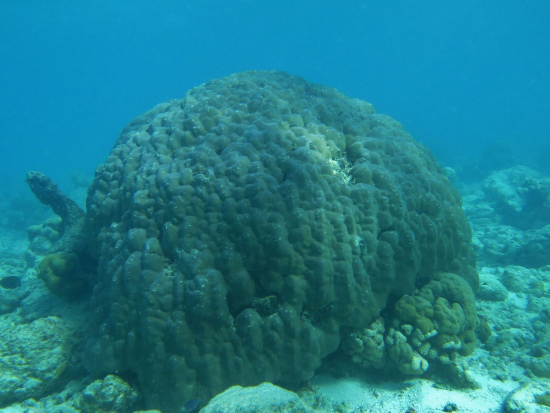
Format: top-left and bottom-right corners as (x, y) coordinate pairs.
(1, 0), (548, 195)
(1, 2), (550, 411)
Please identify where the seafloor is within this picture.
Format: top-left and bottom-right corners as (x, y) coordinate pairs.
(0, 162), (549, 413)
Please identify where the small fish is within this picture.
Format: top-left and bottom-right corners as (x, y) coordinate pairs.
(181, 398), (200, 413)
(0, 276), (21, 289)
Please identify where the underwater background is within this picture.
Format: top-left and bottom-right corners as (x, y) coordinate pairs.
(1, 1), (550, 412)
(2, 0), (549, 194)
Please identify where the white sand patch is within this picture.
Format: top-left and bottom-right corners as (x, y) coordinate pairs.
(309, 371), (519, 413)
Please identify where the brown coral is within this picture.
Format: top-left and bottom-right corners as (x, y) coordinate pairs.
(83, 71), (477, 411)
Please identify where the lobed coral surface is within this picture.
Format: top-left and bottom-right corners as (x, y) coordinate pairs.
(83, 71), (478, 411)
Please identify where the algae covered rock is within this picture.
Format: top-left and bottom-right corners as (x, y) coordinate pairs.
(477, 268), (509, 302)
(503, 382), (550, 413)
(0, 316), (74, 406)
(517, 224), (550, 268)
(83, 71), (477, 411)
(25, 171), (88, 256)
(0, 270), (30, 315)
(199, 383), (314, 413)
(77, 375), (140, 413)
(502, 266), (544, 294)
(483, 166), (550, 230)
(529, 355), (550, 378)
(476, 225), (524, 267)
(27, 216), (64, 256)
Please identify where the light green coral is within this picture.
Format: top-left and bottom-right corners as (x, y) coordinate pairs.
(386, 330), (429, 375)
(387, 272), (477, 375)
(341, 317), (386, 369)
(393, 295), (434, 334)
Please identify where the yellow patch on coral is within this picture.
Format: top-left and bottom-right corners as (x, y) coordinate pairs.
(38, 253), (87, 298)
